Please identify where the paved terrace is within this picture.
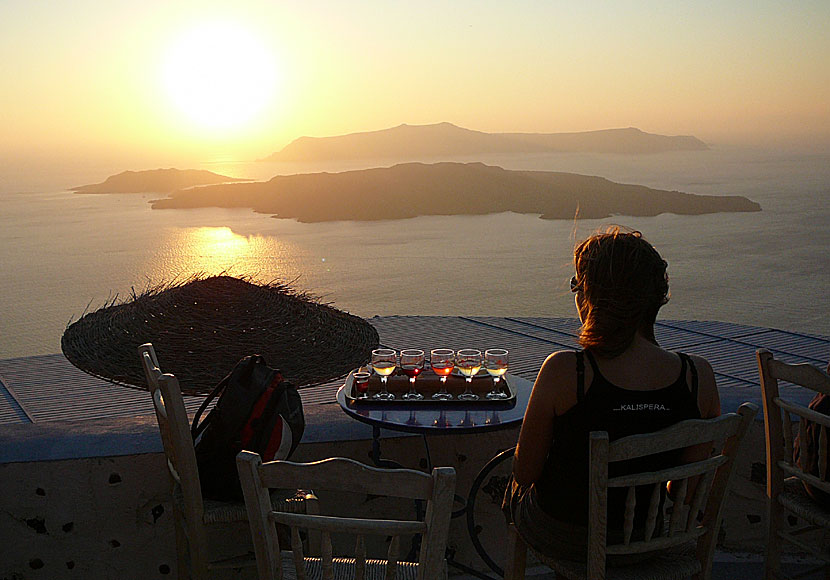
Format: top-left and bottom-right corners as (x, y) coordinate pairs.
(1, 316), (829, 579)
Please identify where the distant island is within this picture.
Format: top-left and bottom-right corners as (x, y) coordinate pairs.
(150, 162), (760, 222)
(71, 168), (251, 193)
(260, 123), (709, 162)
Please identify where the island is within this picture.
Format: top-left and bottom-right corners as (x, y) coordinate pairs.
(150, 161), (760, 222)
(260, 122), (709, 162)
(71, 168), (251, 194)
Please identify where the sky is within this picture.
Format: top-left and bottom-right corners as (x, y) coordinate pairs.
(2, 0), (829, 166)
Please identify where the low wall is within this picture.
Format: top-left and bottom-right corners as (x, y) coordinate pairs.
(0, 414), (773, 580)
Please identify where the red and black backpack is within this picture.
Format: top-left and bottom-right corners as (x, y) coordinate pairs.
(191, 354), (305, 501)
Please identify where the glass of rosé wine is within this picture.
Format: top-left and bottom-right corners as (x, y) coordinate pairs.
(371, 348), (397, 400)
(400, 349), (425, 400)
(430, 349), (455, 400)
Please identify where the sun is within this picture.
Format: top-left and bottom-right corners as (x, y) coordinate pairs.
(162, 21), (278, 131)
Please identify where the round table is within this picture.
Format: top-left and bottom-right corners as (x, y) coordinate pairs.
(336, 373), (532, 579)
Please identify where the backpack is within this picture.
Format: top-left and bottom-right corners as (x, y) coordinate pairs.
(191, 354), (305, 501)
(794, 392), (830, 508)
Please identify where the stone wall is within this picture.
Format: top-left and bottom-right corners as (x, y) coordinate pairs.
(0, 417), (776, 580)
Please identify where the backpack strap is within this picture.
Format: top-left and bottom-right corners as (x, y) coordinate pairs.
(191, 374), (229, 440)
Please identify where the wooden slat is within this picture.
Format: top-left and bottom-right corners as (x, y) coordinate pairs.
(384, 535), (399, 580)
(779, 462), (830, 495)
(321, 531), (333, 580)
(687, 470), (714, 533)
(609, 455), (728, 487)
(291, 526), (306, 580)
(269, 512), (426, 536)
(354, 535), (366, 580)
(776, 398), (830, 428)
(259, 457), (433, 500)
(769, 359), (830, 394)
(668, 479), (688, 535)
(623, 486), (635, 545)
(606, 527), (706, 555)
(644, 482), (661, 542)
(608, 415), (742, 461)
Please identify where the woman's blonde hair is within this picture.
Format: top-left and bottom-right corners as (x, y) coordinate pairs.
(573, 227), (669, 357)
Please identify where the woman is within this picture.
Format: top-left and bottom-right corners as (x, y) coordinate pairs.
(506, 227), (720, 561)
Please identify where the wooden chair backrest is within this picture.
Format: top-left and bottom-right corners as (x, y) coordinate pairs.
(237, 452), (456, 580)
(758, 349), (830, 500)
(138, 343), (206, 526)
(587, 403), (758, 580)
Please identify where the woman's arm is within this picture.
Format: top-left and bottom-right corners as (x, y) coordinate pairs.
(512, 351), (575, 486)
(668, 355), (721, 502)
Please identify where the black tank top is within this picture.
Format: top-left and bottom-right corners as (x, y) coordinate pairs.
(535, 350), (702, 527)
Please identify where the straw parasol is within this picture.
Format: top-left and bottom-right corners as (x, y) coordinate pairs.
(61, 275), (379, 395)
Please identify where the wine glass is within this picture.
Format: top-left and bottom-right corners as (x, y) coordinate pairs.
(353, 369), (371, 399)
(433, 409), (451, 428)
(484, 348), (510, 399)
(400, 349), (425, 400)
(430, 348), (455, 400)
(456, 348), (482, 401)
(371, 348), (397, 400)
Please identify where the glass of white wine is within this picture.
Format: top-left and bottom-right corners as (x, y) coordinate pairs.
(371, 348), (397, 400)
(484, 348), (509, 399)
(455, 348), (482, 401)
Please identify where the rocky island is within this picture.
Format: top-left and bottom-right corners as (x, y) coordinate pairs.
(260, 122), (709, 162)
(71, 168), (251, 194)
(150, 161), (760, 222)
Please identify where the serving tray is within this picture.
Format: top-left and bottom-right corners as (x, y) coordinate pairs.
(343, 370), (516, 405)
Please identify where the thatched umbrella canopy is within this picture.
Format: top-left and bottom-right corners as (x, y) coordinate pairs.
(62, 275), (379, 395)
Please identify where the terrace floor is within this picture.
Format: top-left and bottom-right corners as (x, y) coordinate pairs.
(2, 316), (828, 429)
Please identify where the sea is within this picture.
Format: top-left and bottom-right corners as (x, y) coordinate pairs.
(1, 145), (829, 360)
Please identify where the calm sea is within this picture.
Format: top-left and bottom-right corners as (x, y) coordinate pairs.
(1, 146), (829, 359)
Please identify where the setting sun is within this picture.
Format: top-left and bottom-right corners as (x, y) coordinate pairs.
(162, 21), (278, 132)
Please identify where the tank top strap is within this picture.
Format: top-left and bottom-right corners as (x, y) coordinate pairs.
(575, 350), (585, 404)
(583, 349), (601, 375)
(678, 352), (699, 399)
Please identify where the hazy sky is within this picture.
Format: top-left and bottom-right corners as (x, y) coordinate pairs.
(2, 0), (829, 164)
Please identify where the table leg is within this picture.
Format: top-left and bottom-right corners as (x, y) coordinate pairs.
(370, 425), (406, 469)
(463, 446), (516, 578)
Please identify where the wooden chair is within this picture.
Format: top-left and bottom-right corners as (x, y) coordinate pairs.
(139, 343), (315, 579)
(758, 348), (830, 579)
(236, 452), (456, 580)
(505, 402), (758, 580)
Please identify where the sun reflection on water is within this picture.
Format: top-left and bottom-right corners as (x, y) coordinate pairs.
(150, 226), (302, 282)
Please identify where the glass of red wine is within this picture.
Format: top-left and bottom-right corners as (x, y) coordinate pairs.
(430, 348), (455, 400)
(400, 349), (425, 400)
(353, 369), (371, 399)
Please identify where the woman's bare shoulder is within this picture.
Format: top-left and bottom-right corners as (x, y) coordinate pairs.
(540, 349), (578, 373)
(533, 350), (580, 414)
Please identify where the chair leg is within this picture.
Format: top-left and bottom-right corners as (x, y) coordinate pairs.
(765, 503), (784, 580)
(172, 505), (192, 580)
(504, 523), (527, 580)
